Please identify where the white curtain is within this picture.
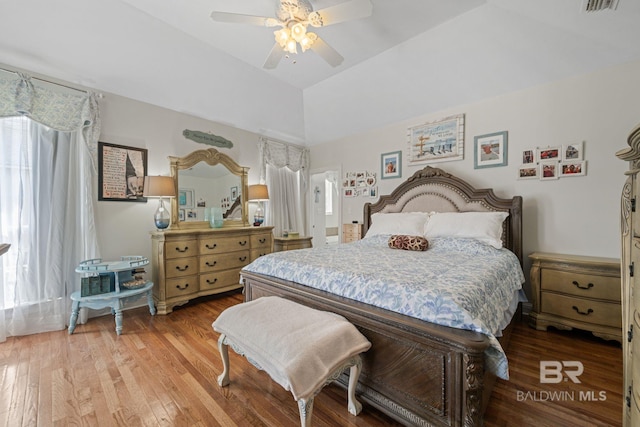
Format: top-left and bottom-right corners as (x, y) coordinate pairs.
(258, 138), (309, 237)
(0, 70), (100, 342)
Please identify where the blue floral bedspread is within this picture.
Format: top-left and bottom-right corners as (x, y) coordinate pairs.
(242, 235), (526, 379)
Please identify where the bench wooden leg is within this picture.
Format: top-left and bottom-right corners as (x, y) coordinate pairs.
(347, 359), (363, 416)
(217, 334), (230, 387)
(297, 397), (314, 427)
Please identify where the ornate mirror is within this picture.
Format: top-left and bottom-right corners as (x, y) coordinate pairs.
(169, 148), (249, 228)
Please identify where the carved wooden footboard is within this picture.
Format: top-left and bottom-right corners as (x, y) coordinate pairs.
(243, 271), (492, 426)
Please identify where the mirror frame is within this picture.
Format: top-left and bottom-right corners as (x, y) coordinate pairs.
(169, 148), (249, 229)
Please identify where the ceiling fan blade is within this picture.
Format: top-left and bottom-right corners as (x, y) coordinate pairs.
(263, 43), (285, 69)
(309, 0), (372, 27)
(311, 37), (344, 67)
(210, 11), (279, 27)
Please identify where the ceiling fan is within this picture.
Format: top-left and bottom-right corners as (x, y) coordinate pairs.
(210, 0), (373, 69)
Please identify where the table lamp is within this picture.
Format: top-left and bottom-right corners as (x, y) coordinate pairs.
(143, 176), (176, 230)
(248, 184), (269, 226)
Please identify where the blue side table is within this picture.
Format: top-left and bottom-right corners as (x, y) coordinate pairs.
(68, 281), (156, 335)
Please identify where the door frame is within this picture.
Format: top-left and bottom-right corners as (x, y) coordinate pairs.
(308, 166), (342, 245)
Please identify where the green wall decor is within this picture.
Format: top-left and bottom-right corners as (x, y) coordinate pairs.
(183, 129), (233, 149)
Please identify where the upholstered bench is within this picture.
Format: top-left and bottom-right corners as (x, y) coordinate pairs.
(212, 296), (371, 427)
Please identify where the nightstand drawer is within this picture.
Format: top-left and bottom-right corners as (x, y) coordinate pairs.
(541, 269), (621, 302)
(541, 293), (622, 329)
(165, 257), (198, 279)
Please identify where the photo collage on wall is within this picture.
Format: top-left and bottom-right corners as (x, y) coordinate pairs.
(518, 142), (587, 180)
(342, 171), (378, 198)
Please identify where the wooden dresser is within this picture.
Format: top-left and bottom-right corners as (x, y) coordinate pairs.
(529, 252), (621, 342)
(342, 223), (363, 243)
(150, 226), (273, 314)
(618, 123), (640, 427)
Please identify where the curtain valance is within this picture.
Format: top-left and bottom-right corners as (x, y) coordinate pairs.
(258, 137), (309, 176)
(0, 69), (101, 159)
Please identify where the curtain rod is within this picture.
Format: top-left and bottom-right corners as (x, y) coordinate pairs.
(0, 67), (90, 95)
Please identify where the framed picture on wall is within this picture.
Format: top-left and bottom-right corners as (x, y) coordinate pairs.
(98, 141), (148, 202)
(406, 114), (464, 165)
(474, 131), (508, 169)
(563, 142), (584, 161)
(540, 161), (559, 180)
(518, 165), (538, 180)
(381, 151), (402, 179)
(560, 160), (587, 177)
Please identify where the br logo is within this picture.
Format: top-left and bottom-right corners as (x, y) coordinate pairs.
(540, 361), (584, 384)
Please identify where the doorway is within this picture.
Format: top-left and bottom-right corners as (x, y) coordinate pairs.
(309, 168), (341, 246)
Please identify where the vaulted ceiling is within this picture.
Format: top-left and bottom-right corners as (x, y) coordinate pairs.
(1, 0), (639, 145)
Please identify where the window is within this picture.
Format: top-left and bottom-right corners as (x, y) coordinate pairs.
(325, 179), (333, 215)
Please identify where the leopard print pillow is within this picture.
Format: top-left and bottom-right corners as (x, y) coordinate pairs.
(388, 235), (429, 251)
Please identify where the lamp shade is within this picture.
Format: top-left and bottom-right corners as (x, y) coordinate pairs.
(143, 176), (176, 198)
(248, 184), (269, 201)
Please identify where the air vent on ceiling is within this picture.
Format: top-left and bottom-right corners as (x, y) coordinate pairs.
(583, 0), (619, 12)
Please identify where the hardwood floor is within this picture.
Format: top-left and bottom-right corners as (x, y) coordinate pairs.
(0, 291), (622, 426)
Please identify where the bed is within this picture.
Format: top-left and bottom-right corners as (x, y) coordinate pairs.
(240, 165), (524, 427)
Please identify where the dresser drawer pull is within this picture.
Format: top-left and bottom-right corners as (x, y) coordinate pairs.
(572, 280), (594, 290)
(259, 238), (266, 243)
(176, 283), (189, 290)
(207, 278), (218, 285)
(176, 246), (189, 252)
(238, 240), (248, 246)
(175, 265), (189, 272)
(206, 261), (217, 267)
(239, 256), (247, 262)
(205, 243), (217, 250)
(572, 306), (594, 316)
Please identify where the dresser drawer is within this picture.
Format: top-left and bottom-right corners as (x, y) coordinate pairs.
(199, 250), (251, 273)
(200, 269), (241, 291)
(250, 233), (272, 249)
(541, 293), (622, 328)
(165, 240), (198, 259)
(541, 269), (621, 302)
(166, 276), (198, 298)
(251, 248), (270, 261)
(199, 236), (250, 254)
(165, 257), (198, 279)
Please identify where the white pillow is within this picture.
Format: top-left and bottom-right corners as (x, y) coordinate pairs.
(424, 211), (509, 248)
(364, 212), (431, 238)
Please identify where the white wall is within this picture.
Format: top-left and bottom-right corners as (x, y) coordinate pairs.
(310, 59), (640, 296)
(96, 94), (264, 262)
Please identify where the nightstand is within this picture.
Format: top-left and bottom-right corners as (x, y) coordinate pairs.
(529, 252), (621, 342)
(274, 236), (313, 252)
(342, 223), (363, 243)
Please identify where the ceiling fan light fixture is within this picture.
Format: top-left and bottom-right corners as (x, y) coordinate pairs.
(300, 32), (317, 52)
(274, 27), (290, 47)
(286, 38), (298, 54)
(290, 22), (307, 41)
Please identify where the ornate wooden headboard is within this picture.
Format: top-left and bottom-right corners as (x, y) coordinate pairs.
(363, 166), (523, 266)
